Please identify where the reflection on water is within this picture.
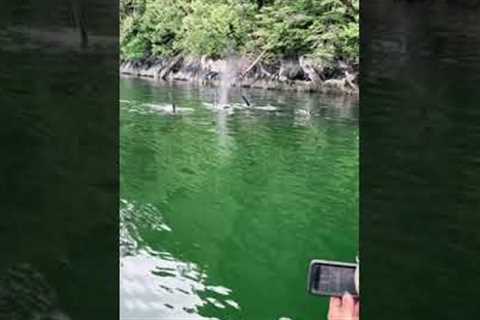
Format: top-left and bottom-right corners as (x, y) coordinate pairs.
(121, 252), (236, 319)
(120, 78), (358, 320)
(120, 198), (240, 319)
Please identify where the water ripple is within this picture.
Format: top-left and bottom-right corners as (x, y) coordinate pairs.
(120, 78), (358, 320)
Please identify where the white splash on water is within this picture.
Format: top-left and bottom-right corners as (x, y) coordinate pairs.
(252, 105), (278, 111)
(144, 103), (194, 114)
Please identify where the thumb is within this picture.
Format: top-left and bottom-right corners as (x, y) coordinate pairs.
(342, 292), (355, 312)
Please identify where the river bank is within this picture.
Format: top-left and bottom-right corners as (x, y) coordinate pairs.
(120, 55), (358, 96)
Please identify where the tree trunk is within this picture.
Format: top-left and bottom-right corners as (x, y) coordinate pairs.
(239, 50), (267, 79)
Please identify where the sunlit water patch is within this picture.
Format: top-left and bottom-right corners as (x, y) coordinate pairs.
(120, 198), (240, 319)
(121, 252), (240, 320)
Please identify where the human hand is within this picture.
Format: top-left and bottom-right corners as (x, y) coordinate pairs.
(327, 292), (359, 320)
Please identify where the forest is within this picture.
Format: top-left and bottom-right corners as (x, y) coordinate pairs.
(120, 0), (358, 67)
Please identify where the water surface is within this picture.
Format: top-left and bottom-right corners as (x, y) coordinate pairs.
(120, 78), (358, 320)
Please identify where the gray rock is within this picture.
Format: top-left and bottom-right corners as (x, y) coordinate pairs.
(279, 60), (305, 81)
(299, 56), (323, 83)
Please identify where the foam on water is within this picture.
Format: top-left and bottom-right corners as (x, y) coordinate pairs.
(203, 102), (279, 113)
(252, 105), (278, 111)
(144, 103), (194, 114)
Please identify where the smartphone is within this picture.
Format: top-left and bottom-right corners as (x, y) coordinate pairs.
(307, 259), (358, 297)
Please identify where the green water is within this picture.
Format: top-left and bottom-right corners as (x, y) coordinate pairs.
(120, 78), (358, 320)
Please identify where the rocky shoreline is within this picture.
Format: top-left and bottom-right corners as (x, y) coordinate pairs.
(120, 55), (358, 96)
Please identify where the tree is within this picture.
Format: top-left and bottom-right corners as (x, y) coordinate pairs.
(120, 0), (358, 63)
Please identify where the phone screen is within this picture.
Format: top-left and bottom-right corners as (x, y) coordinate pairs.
(308, 260), (357, 297)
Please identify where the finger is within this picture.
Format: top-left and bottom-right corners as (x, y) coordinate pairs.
(342, 292), (355, 312)
(354, 300), (360, 317)
(328, 297), (342, 320)
(329, 296), (342, 310)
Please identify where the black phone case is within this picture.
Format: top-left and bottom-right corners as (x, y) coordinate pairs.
(307, 259), (358, 297)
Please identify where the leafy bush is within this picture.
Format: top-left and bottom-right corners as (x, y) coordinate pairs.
(252, 0), (358, 63)
(178, 0), (256, 57)
(141, 0), (188, 57)
(250, 4), (314, 57)
(120, 14), (148, 59)
(306, 0), (359, 63)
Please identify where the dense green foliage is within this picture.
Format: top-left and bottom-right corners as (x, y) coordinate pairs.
(120, 0), (358, 63)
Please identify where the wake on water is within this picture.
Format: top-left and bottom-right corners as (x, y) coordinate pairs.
(122, 99), (282, 115)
